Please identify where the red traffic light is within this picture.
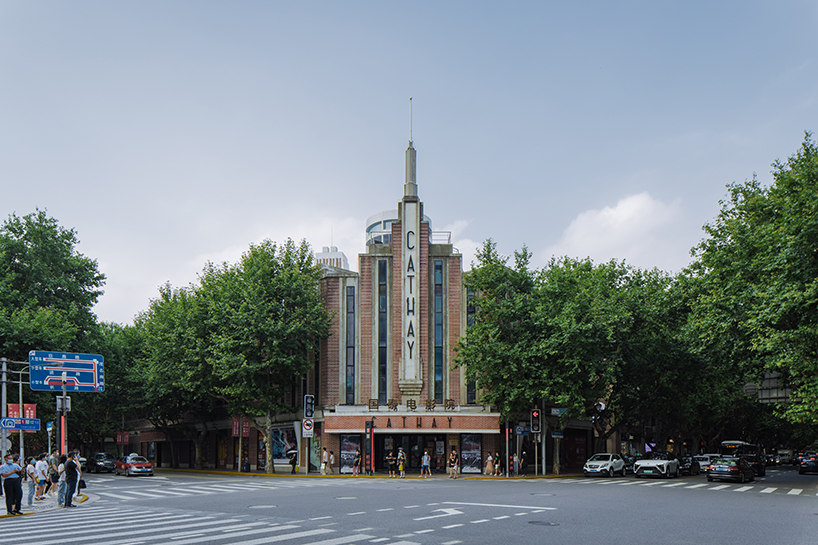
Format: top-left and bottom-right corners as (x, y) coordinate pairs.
(532, 410), (539, 418)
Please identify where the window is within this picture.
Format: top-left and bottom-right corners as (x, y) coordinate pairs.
(466, 287), (476, 404)
(378, 260), (388, 404)
(434, 260), (444, 403)
(345, 286), (355, 404)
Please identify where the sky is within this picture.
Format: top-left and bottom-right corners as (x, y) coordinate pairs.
(2, 1), (816, 325)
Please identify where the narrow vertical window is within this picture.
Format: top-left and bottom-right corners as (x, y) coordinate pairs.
(378, 260), (388, 404)
(434, 260), (444, 403)
(466, 287), (476, 404)
(345, 286), (355, 404)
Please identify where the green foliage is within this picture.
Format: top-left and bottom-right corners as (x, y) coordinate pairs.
(689, 133), (818, 425)
(0, 210), (105, 359)
(203, 238), (331, 419)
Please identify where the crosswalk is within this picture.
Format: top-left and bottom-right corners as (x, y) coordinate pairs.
(90, 478), (363, 502)
(552, 477), (815, 496)
(0, 505), (409, 545)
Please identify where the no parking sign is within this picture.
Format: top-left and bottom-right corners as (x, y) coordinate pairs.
(302, 418), (314, 437)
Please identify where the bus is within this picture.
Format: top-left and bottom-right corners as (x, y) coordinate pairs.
(719, 441), (759, 458)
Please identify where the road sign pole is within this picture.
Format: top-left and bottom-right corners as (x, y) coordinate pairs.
(19, 367), (24, 459)
(1, 357), (7, 457)
(61, 371), (68, 454)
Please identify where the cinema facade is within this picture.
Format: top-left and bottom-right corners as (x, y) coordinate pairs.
(128, 141), (595, 474)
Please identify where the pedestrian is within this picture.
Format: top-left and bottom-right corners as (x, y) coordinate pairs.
(494, 452), (502, 476)
(24, 456), (37, 507)
(520, 451), (528, 477)
(56, 454), (67, 507)
(513, 453), (519, 477)
(448, 449), (459, 479)
(397, 448), (406, 479)
(485, 453), (494, 476)
(387, 450), (396, 478)
(1, 452), (23, 515)
(63, 451), (81, 508)
(328, 451), (335, 475)
(35, 452), (48, 500)
(45, 449), (59, 496)
(421, 450), (431, 478)
(289, 451), (298, 474)
(321, 447), (328, 475)
(352, 449), (361, 477)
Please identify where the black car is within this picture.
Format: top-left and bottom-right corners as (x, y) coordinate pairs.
(90, 452), (116, 473)
(706, 457), (755, 483)
(679, 456), (701, 475)
(743, 455), (766, 477)
(798, 453), (818, 474)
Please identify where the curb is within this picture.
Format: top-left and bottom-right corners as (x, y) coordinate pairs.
(153, 468), (584, 480)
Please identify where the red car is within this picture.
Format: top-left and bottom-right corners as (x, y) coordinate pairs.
(115, 454), (155, 476)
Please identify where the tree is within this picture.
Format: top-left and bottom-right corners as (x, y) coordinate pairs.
(134, 283), (222, 469)
(0, 210), (105, 360)
(202, 238), (331, 473)
(689, 133), (818, 426)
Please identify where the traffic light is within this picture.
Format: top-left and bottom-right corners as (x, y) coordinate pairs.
(531, 409), (541, 433)
(304, 395), (315, 418)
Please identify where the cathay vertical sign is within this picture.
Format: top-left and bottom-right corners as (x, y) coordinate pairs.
(402, 201), (419, 381)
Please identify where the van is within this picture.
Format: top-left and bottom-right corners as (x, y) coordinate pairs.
(777, 449), (793, 464)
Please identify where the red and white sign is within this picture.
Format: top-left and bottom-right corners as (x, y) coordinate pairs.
(231, 417), (250, 438)
(302, 418), (314, 438)
(8, 404), (36, 433)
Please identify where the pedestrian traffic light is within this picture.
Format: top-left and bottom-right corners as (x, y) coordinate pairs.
(304, 395), (315, 418)
(531, 409), (541, 433)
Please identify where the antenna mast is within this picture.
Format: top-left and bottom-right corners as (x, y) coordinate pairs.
(409, 97), (413, 143)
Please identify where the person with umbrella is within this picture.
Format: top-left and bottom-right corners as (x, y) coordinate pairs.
(288, 449), (298, 474)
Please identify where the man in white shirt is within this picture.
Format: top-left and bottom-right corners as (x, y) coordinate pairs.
(34, 453), (49, 500)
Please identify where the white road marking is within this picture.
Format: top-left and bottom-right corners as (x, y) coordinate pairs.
(734, 486), (753, 492)
(709, 485), (730, 490)
(347, 512), (366, 516)
(788, 489), (802, 495)
(661, 483), (686, 487)
(414, 529), (434, 534)
(302, 535), (375, 545)
(493, 515), (510, 520)
(470, 519), (490, 524)
(376, 508), (394, 512)
(368, 539), (389, 543)
(441, 524), (464, 529)
(686, 484), (708, 489)
(760, 487), (777, 494)
(443, 501), (556, 511)
(96, 491), (140, 500)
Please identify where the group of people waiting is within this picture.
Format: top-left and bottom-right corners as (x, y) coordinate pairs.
(484, 451), (528, 476)
(1, 450), (83, 515)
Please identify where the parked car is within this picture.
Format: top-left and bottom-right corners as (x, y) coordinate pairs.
(583, 453), (626, 477)
(694, 455), (713, 471)
(115, 454), (154, 476)
(794, 451), (816, 466)
(798, 453), (818, 474)
(764, 454), (779, 466)
(706, 457), (755, 483)
(744, 456), (766, 477)
(678, 456), (701, 475)
(633, 452), (680, 478)
(89, 452), (116, 473)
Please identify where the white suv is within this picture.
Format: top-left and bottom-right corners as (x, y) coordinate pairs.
(583, 453), (626, 477)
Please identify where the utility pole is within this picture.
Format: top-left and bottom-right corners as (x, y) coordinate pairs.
(1, 357), (7, 457)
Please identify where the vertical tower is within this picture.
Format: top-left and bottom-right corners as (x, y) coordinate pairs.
(399, 140), (423, 399)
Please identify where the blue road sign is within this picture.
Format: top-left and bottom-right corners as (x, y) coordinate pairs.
(28, 351), (105, 392)
(1, 418), (41, 431)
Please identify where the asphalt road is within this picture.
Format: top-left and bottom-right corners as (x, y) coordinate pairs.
(2, 465), (817, 545)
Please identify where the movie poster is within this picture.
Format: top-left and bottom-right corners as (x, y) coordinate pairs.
(270, 426), (298, 463)
(460, 434), (482, 473)
(340, 434), (361, 474)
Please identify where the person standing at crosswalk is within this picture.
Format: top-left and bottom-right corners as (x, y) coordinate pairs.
(328, 451), (335, 474)
(34, 453), (48, 500)
(321, 448), (328, 475)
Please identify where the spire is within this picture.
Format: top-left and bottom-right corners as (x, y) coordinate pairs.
(404, 97), (417, 197)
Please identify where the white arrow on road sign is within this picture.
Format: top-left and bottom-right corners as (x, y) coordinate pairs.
(414, 508), (464, 521)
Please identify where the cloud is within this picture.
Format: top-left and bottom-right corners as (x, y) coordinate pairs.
(543, 192), (685, 271)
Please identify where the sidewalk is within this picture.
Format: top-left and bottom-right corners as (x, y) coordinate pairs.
(153, 467), (584, 480)
(1, 491), (89, 518)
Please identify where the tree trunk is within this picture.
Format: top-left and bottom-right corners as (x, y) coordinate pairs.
(265, 412), (276, 474)
(552, 436), (562, 475)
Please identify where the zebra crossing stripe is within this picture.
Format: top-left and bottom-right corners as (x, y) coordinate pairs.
(760, 487), (777, 494)
(302, 535), (377, 545)
(788, 489), (802, 495)
(734, 486), (753, 492)
(162, 528), (335, 545)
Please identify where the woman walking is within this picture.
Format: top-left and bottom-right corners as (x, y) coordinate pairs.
(485, 453), (494, 476)
(352, 449), (361, 476)
(448, 449), (459, 479)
